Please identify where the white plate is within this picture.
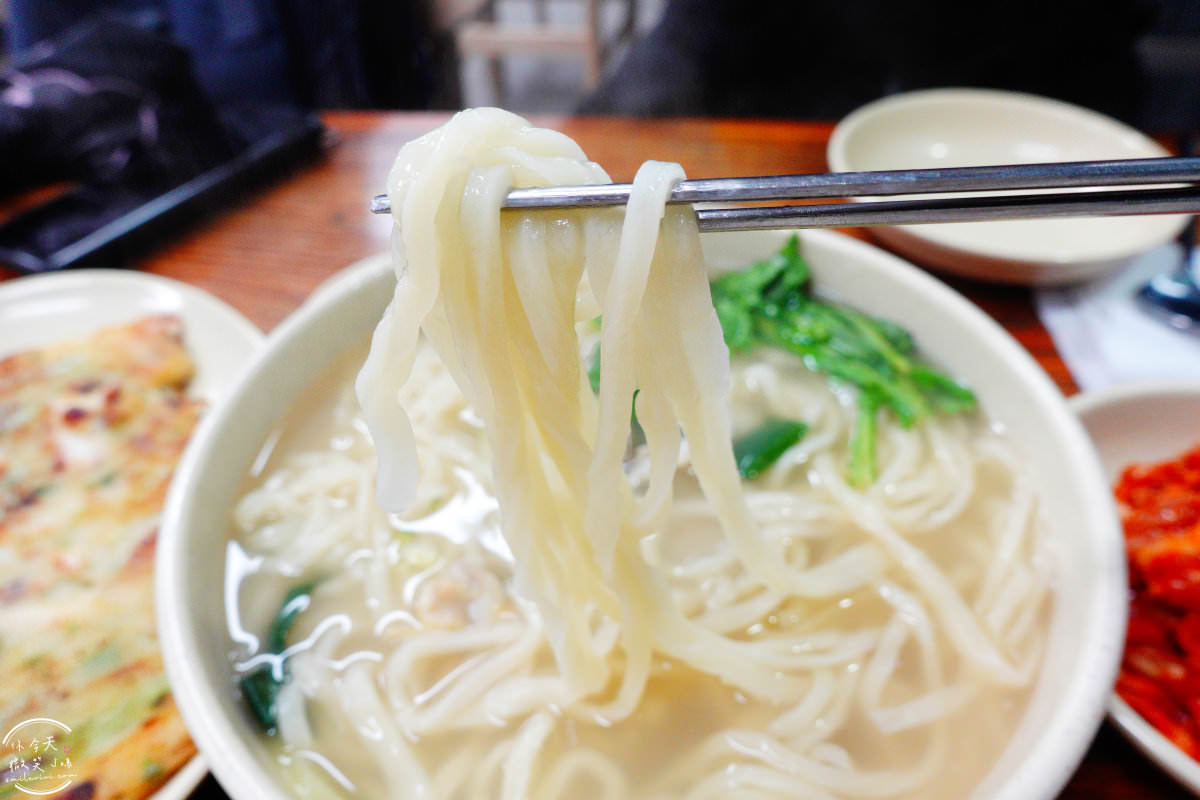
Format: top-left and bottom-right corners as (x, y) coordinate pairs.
(1071, 381), (1200, 795)
(0, 269), (262, 402)
(0, 268), (265, 799)
(828, 88), (1189, 286)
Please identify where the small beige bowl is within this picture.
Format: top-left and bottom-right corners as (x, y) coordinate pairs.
(158, 231), (1125, 800)
(828, 88), (1189, 286)
(1072, 381), (1200, 795)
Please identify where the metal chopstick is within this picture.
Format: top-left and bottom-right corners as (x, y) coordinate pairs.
(695, 185), (1200, 231)
(367, 156), (1200, 229)
(510, 156), (1200, 207)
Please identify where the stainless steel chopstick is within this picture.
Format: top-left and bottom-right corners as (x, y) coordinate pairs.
(367, 156), (1200, 229)
(694, 185), (1200, 231)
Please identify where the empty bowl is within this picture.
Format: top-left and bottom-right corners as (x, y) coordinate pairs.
(828, 88), (1189, 285)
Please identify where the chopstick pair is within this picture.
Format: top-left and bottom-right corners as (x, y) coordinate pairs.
(368, 156), (1200, 231)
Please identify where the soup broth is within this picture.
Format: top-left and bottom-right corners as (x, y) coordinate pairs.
(227, 335), (1049, 799)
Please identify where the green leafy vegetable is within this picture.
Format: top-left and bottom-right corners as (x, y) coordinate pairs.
(734, 419), (808, 480)
(239, 582), (315, 733)
(240, 667), (283, 733)
(267, 582), (315, 653)
(587, 342), (602, 394)
(910, 365), (977, 414)
(580, 236), (971, 486)
(586, 333), (644, 446)
(710, 234), (976, 486)
(849, 394), (880, 488)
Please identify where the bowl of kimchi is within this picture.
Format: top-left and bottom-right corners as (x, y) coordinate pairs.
(1072, 381), (1200, 794)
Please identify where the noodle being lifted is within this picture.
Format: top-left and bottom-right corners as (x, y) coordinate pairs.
(230, 109), (1052, 798)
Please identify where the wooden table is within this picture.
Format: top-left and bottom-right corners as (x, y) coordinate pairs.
(0, 112), (1178, 798)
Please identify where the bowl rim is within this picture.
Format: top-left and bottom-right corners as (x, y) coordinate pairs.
(1070, 379), (1200, 796)
(157, 233), (1125, 800)
(1069, 378), (1200, 417)
(155, 254), (391, 800)
(826, 87), (1186, 269)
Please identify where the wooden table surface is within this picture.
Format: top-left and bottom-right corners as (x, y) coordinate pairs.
(0, 111), (1179, 797)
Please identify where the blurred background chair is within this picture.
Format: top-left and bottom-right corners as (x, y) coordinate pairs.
(453, 0), (637, 106)
(448, 0), (647, 109)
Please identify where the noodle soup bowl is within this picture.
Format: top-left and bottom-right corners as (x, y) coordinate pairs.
(157, 233), (1124, 799)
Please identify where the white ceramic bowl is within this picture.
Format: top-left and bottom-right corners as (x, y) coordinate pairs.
(157, 232), (1125, 800)
(1071, 381), (1200, 795)
(828, 88), (1189, 286)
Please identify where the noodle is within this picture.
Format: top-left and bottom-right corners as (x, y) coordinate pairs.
(227, 109), (1052, 799)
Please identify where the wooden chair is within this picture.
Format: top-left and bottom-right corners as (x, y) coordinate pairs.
(451, 0), (638, 104)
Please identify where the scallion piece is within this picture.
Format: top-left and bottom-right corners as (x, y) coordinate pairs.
(239, 582), (315, 733)
(734, 419), (808, 480)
